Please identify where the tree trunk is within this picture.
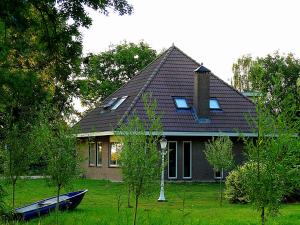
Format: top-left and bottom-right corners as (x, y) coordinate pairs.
(133, 194), (139, 225)
(12, 180), (16, 209)
(261, 207), (265, 225)
(219, 176), (223, 206)
(128, 188), (132, 208)
(56, 186), (61, 225)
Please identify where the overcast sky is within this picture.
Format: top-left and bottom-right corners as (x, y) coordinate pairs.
(81, 0), (300, 84)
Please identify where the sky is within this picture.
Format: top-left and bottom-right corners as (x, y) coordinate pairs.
(81, 0), (300, 84)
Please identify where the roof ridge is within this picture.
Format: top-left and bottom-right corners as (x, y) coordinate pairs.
(116, 45), (176, 128)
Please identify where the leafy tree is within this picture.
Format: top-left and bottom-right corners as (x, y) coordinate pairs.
(0, 0), (133, 137)
(0, 122), (42, 209)
(80, 41), (157, 108)
(232, 52), (300, 120)
(231, 55), (253, 92)
(117, 94), (163, 225)
(45, 122), (80, 216)
(204, 136), (234, 205)
(243, 94), (300, 225)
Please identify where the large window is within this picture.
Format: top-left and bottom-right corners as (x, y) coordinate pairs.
(168, 142), (177, 179)
(183, 141), (192, 179)
(109, 143), (123, 166)
(96, 142), (102, 166)
(89, 141), (96, 166)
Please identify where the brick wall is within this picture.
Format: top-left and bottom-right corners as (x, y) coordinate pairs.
(78, 136), (122, 181)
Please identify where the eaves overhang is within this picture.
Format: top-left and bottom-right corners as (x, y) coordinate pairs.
(76, 131), (258, 138)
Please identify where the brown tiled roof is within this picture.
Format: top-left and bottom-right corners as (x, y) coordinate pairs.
(77, 46), (256, 135)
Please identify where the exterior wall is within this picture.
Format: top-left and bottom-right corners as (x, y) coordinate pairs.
(78, 135), (245, 182)
(164, 137), (245, 181)
(78, 136), (122, 181)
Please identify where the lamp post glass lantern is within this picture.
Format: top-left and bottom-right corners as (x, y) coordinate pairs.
(158, 136), (167, 202)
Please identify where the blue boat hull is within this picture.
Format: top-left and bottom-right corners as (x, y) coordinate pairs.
(14, 189), (88, 221)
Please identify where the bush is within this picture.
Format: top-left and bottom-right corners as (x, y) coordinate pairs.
(225, 164), (250, 203)
(225, 162), (300, 204)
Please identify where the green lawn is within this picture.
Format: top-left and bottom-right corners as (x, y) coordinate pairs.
(2, 179), (300, 225)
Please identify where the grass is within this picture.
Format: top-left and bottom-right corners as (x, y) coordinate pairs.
(2, 179), (300, 225)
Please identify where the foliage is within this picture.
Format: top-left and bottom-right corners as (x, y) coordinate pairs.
(0, 0), (133, 136)
(204, 136), (234, 206)
(44, 122), (81, 214)
(231, 55), (253, 92)
(204, 136), (234, 172)
(0, 183), (6, 220)
(225, 163), (253, 203)
(117, 93), (163, 225)
(231, 52), (300, 119)
(80, 41), (157, 108)
(0, 119), (46, 209)
(243, 95), (300, 225)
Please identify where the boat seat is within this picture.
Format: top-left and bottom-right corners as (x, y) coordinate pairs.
(38, 196), (69, 206)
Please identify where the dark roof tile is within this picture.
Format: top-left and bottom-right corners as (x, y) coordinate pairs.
(77, 46), (256, 134)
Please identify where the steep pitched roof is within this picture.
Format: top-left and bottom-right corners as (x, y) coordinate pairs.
(77, 46), (256, 136)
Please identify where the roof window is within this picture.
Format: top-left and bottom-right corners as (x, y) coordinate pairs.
(174, 98), (189, 109)
(111, 96), (128, 110)
(209, 99), (221, 110)
(103, 98), (118, 109)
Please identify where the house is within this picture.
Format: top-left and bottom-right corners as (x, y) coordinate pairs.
(76, 45), (256, 181)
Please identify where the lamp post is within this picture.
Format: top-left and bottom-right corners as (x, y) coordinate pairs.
(158, 136), (167, 202)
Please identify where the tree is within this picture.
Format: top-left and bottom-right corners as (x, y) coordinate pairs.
(0, 0), (133, 136)
(45, 122), (80, 217)
(80, 41), (157, 108)
(243, 95), (300, 225)
(231, 55), (253, 92)
(116, 94), (163, 225)
(204, 136), (234, 205)
(1, 122), (40, 209)
(232, 52), (300, 120)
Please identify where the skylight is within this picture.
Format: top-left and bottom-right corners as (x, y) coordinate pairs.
(111, 96), (128, 110)
(174, 98), (189, 109)
(209, 99), (221, 110)
(103, 98), (118, 109)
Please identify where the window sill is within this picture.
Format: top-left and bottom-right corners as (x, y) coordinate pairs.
(108, 165), (121, 168)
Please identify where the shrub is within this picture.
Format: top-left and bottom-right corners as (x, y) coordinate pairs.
(225, 164), (250, 203)
(225, 162), (300, 204)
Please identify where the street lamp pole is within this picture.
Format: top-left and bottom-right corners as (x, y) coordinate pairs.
(158, 136), (167, 202)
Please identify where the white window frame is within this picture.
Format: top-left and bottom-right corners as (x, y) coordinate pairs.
(168, 141), (177, 179)
(96, 141), (102, 167)
(214, 168), (224, 179)
(182, 141), (192, 179)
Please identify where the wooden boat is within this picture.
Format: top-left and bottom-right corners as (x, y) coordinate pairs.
(14, 189), (88, 220)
